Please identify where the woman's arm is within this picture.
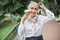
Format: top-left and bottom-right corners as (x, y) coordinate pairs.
(21, 11), (29, 24)
(18, 23), (24, 36)
(18, 9), (30, 35)
(44, 9), (55, 19)
(18, 23), (25, 40)
(38, 2), (55, 19)
(18, 12), (29, 40)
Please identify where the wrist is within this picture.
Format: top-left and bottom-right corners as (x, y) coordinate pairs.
(20, 20), (24, 24)
(42, 6), (47, 11)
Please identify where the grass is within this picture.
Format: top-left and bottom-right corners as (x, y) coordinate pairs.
(0, 21), (19, 40)
(0, 20), (12, 28)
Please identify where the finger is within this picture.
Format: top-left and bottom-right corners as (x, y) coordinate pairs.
(38, 2), (42, 5)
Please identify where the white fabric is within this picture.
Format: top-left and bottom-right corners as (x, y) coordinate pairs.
(18, 9), (55, 40)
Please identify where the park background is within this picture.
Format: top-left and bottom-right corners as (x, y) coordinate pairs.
(0, 0), (60, 40)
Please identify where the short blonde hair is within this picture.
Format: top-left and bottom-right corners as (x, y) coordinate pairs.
(28, 1), (39, 9)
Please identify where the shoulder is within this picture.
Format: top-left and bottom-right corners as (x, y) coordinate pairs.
(37, 15), (51, 22)
(37, 15), (47, 19)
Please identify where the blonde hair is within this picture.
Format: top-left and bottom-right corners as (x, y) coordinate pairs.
(27, 1), (41, 14)
(28, 1), (39, 9)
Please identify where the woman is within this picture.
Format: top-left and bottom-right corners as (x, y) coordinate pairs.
(18, 1), (55, 40)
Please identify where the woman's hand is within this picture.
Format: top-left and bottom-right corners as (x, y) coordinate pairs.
(20, 13), (29, 24)
(38, 2), (47, 11)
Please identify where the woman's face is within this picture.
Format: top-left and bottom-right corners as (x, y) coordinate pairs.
(29, 5), (39, 18)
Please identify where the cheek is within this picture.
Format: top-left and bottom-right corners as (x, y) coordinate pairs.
(29, 14), (32, 16)
(30, 14), (34, 16)
(32, 14), (36, 16)
(35, 10), (38, 13)
(29, 9), (32, 11)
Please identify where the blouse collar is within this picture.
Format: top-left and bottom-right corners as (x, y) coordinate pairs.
(27, 15), (38, 23)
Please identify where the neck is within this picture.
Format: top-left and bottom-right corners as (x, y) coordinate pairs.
(30, 16), (35, 19)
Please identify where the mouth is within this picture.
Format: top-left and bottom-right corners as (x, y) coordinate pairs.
(32, 15), (36, 17)
(32, 12), (36, 14)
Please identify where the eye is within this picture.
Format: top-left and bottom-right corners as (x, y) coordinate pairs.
(35, 8), (38, 10)
(31, 7), (33, 9)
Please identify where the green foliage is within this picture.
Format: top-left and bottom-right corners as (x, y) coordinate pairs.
(0, 0), (46, 16)
(43, 0), (60, 17)
(0, 0), (60, 19)
(0, 22), (18, 40)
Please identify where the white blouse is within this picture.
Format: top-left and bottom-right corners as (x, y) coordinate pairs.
(18, 9), (55, 38)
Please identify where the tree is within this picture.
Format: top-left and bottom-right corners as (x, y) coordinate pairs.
(0, 0), (60, 17)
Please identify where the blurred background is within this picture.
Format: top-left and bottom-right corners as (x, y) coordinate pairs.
(0, 0), (60, 40)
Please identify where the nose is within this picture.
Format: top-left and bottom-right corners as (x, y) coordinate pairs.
(32, 9), (35, 12)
